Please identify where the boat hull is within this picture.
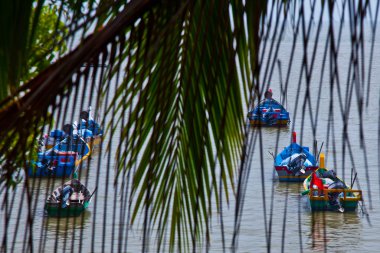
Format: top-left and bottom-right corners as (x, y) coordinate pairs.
(307, 189), (362, 211)
(45, 202), (89, 217)
(28, 165), (75, 177)
(249, 119), (290, 127)
(28, 152), (78, 177)
(275, 166), (318, 182)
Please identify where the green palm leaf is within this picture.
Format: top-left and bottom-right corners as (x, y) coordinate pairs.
(0, 0), (264, 251)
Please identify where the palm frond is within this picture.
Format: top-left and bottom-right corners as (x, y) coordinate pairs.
(0, 0), (262, 251)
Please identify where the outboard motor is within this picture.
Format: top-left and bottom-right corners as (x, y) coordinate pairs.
(288, 153), (307, 176)
(320, 169), (337, 181)
(327, 180), (346, 212)
(263, 107), (276, 125)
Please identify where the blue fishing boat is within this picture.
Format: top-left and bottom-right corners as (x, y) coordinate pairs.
(28, 135), (91, 177)
(274, 132), (318, 182)
(247, 89), (290, 127)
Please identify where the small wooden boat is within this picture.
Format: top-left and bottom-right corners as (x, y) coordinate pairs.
(28, 135), (91, 177)
(45, 178), (95, 217)
(274, 132), (318, 182)
(247, 92), (290, 126)
(302, 153), (362, 212)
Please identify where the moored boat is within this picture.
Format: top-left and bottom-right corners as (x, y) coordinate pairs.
(28, 135), (91, 177)
(302, 153), (362, 212)
(45, 178), (95, 217)
(41, 107), (103, 150)
(274, 132), (318, 182)
(247, 89), (290, 127)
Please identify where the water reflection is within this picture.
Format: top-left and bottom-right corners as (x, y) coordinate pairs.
(305, 212), (362, 252)
(274, 181), (304, 196)
(248, 125), (290, 137)
(44, 210), (91, 234)
(34, 211), (93, 252)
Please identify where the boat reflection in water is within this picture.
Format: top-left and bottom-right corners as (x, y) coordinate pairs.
(39, 211), (92, 251)
(43, 210), (91, 236)
(305, 211), (361, 251)
(274, 181), (304, 197)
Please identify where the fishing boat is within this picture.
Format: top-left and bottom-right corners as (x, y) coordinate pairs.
(302, 154), (362, 212)
(41, 107), (103, 150)
(28, 135), (91, 177)
(247, 89), (290, 127)
(45, 178), (95, 217)
(274, 132), (318, 182)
